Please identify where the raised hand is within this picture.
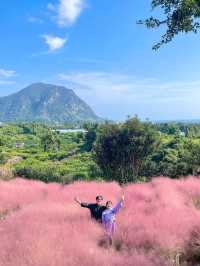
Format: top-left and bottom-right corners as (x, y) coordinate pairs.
(121, 194), (125, 202)
(74, 197), (81, 204)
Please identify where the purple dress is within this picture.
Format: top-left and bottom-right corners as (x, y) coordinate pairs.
(102, 201), (123, 236)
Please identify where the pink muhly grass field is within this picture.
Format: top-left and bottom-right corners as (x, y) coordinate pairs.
(1, 177), (200, 265)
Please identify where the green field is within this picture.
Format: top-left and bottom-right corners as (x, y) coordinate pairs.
(0, 119), (200, 184)
(0, 123), (102, 183)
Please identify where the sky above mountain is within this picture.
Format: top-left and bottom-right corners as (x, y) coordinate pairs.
(1, 0), (200, 121)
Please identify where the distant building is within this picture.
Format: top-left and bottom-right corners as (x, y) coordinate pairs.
(52, 129), (87, 134)
(15, 142), (25, 148)
(179, 131), (186, 137)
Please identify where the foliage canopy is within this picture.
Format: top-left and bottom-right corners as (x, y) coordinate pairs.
(139, 0), (200, 49)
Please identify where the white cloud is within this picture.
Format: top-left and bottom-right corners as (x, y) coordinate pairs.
(59, 71), (161, 98)
(42, 35), (67, 52)
(48, 0), (85, 26)
(0, 68), (16, 78)
(0, 68), (16, 86)
(59, 71), (200, 99)
(58, 71), (200, 120)
(44, 0), (85, 52)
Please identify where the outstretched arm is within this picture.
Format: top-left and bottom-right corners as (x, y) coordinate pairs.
(112, 194), (125, 214)
(74, 197), (89, 208)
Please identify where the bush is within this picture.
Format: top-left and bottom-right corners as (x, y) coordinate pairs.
(183, 228), (200, 265)
(13, 155), (98, 183)
(0, 151), (8, 164)
(13, 159), (61, 183)
(0, 166), (14, 180)
(48, 151), (71, 161)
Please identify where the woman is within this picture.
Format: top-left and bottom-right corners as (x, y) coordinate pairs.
(102, 194), (124, 245)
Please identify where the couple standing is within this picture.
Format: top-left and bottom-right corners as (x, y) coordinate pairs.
(74, 194), (125, 245)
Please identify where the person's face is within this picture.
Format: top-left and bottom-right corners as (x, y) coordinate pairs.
(96, 197), (103, 205)
(106, 201), (113, 209)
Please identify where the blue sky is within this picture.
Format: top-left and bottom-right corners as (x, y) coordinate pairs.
(0, 0), (200, 121)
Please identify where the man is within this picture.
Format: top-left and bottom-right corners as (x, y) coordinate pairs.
(74, 195), (107, 223)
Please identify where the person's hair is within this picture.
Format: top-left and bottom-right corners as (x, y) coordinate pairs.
(96, 195), (103, 201)
(106, 200), (112, 206)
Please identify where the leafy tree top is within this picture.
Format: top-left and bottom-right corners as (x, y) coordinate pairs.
(139, 0), (200, 49)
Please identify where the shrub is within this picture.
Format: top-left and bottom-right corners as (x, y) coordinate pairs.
(13, 159), (60, 182)
(0, 151), (8, 164)
(183, 228), (200, 265)
(0, 166), (14, 180)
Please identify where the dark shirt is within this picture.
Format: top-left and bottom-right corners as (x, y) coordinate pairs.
(81, 203), (107, 222)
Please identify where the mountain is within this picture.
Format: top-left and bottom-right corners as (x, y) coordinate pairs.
(0, 83), (100, 123)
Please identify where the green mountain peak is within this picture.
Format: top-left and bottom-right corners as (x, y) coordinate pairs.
(0, 83), (100, 123)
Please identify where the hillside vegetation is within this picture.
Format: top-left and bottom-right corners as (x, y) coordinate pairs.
(0, 122), (102, 183)
(1, 118), (200, 184)
(0, 83), (100, 123)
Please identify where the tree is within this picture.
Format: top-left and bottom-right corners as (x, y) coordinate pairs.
(139, 0), (200, 49)
(82, 123), (98, 152)
(140, 136), (195, 178)
(94, 117), (160, 183)
(40, 131), (61, 152)
(186, 141), (200, 175)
